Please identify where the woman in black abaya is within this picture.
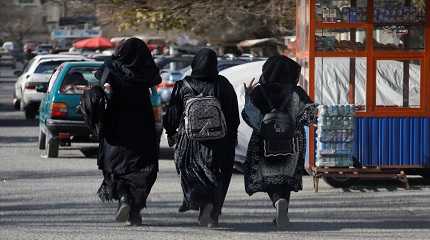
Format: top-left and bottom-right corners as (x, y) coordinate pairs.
(163, 48), (239, 228)
(96, 38), (161, 226)
(242, 55), (317, 227)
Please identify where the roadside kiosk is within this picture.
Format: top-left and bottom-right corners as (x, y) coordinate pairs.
(296, 0), (430, 191)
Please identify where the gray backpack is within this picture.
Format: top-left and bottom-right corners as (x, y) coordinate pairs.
(183, 80), (227, 141)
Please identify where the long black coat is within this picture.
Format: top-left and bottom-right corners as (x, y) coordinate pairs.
(242, 55), (317, 195)
(164, 75), (239, 208)
(97, 59), (160, 209)
(243, 85), (317, 195)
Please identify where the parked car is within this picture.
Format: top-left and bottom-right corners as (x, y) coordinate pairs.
(34, 44), (54, 55)
(0, 47), (16, 68)
(155, 55), (194, 106)
(38, 61), (163, 158)
(217, 61), (266, 172)
(14, 55), (87, 119)
(157, 57), (262, 108)
(155, 55), (194, 71)
(157, 70), (184, 105)
(156, 54), (267, 108)
(87, 53), (112, 62)
(2, 41), (16, 52)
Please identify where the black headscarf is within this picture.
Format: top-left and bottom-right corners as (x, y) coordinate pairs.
(251, 55), (302, 113)
(111, 37), (161, 87)
(259, 55), (301, 86)
(190, 48), (218, 81)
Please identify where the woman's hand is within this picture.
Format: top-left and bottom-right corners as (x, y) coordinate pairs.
(103, 83), (112, 96)
(243, 77), (257, 95)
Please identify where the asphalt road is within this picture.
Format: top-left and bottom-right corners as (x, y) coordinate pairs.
(1, 66), (430, 240)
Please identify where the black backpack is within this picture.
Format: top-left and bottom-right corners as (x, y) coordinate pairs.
(259, 87), (299, 161)
(79, 67), (108, 139)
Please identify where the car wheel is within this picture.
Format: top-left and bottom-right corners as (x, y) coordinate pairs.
(25, 107), (36, 120)
(38, 128), (46, 150)
(322, 176), (357, 188)
(43, 135), (59, 158)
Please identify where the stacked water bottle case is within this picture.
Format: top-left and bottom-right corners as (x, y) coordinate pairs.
(316, 105), (355, 167)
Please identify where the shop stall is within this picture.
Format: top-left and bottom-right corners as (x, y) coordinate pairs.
(296, 0), (430, 191)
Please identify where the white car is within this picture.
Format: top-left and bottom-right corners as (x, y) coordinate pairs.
(14, 55), (87, 119)
(218, 61), (265, 166)
(2, 41), (16, 52)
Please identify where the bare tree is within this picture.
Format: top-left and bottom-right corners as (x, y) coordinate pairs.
(0, 2), (38, 46)
(43, 0), (97, 17)
(97, 0), (296, 44)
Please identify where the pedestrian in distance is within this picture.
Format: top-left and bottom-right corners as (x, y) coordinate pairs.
(242, 55), (317, 228)
(95, 38), (162, 226)
(163, 48), (240, 228)
(25, 48), (36, 62)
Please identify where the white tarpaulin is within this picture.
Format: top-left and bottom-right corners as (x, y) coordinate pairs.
(315, 58), (420, 107)
(220, 58), (420, 162)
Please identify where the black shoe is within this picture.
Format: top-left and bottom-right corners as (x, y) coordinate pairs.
(274, 199), (289, 228)
(178, 201), (190, 213)
(198, 204), (213, 226)
(115, 196), (130, 222)
(127, 211), (142, 226)
(207, 216), (219, 228)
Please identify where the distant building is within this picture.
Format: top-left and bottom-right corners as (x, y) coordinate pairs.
(42, 1), (101, 48)
(11, 0), (50, 42)
(51, 16), (102, 48)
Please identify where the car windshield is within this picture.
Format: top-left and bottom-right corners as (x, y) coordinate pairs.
(35, 61), (69, 74)
(60, 66), (100, 95)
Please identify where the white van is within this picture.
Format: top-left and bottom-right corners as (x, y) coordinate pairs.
(2, 41), (16, 52)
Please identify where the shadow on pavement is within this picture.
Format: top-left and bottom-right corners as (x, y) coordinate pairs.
(221, 219), (430, 232)
(0, 102), (14, 112)
(342, 178), (430, 192)
(0, 136), (38, 144)
(0, 118), (38, 127)
(1, 196), (430, 232)
(0, 79), (16, 83)
(64, 146), (174, 159)
(0, 170), (100, 181)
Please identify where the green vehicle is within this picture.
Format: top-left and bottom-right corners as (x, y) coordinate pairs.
(38, 61), (163, 158)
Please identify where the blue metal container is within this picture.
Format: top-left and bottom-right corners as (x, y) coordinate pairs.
(354, 117), (430, 167)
